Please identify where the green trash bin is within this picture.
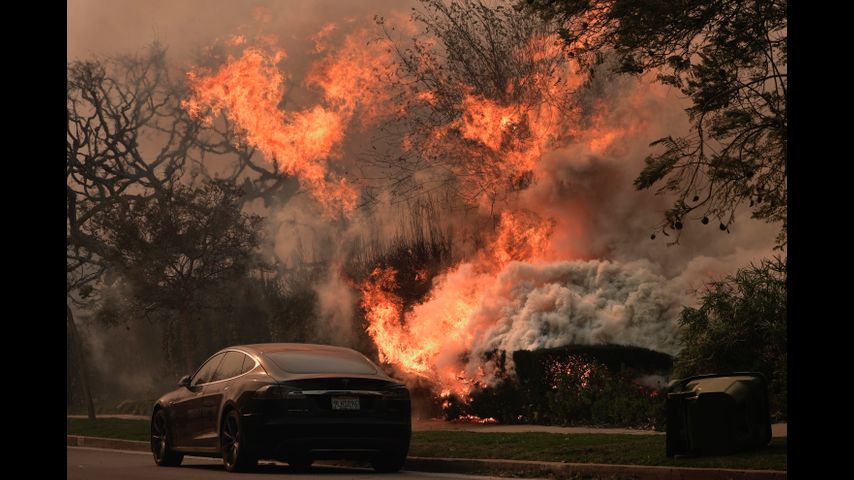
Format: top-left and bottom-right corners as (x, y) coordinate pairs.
(666, 372), (772, 457)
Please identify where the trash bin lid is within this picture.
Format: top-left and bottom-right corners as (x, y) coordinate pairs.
(685, 375), (762, 393)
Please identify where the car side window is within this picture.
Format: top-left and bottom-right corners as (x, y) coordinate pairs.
(211, 351), (246, 382)
(191, 353), (225, 387)
(240, 354), (256, 374)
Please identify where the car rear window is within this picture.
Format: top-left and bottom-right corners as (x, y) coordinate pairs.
(264, 349), (378, 374)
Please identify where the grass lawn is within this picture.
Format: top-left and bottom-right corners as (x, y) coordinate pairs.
(67, 418), (786, 471)
(67, 418), (150, 442)
(410, 431), (786, 471)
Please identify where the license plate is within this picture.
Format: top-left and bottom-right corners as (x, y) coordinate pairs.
(331, 396), (360, 410)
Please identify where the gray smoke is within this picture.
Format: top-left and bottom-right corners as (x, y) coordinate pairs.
(468, 260), (686, 358)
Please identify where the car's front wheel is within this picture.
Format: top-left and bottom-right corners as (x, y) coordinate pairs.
(151, 409), (183, 467)
(221, 409), (257, 472)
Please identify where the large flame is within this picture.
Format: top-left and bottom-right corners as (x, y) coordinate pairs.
(414, 40), (584, 206)
(361, 209), (558, 397)
(359, 65), (679, 400)
(183, 26), (395, 216)
(181, 11), (684, 404)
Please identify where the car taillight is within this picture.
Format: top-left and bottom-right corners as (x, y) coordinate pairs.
(382, 385), (410, 399)
(255, 384), (309, 413)
(255, 384), (306, 399)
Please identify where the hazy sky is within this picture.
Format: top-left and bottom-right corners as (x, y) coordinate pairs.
(67, 0), (415, 61)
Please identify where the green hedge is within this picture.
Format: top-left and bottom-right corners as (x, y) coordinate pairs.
(447, 345), (672, 429)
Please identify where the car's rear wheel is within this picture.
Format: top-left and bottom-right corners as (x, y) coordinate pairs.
(151, 409), (183, 467)
(221, 409), (257, 472)
(371, 449), (407, 473)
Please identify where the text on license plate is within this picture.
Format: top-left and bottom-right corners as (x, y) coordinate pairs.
(331, 396), (360, 410)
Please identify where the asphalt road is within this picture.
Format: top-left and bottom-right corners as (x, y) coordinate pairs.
(67, 447), (505, 480)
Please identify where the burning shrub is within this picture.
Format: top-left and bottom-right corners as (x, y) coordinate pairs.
(446, 345), (671, 429)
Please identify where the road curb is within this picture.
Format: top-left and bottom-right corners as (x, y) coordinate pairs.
(67, 435), (149, 452)
(403, 456), (786, 480)
(66, 435), (786, 479)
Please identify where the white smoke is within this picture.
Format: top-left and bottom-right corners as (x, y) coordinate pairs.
(405, 258), (691, 386)
(468, 259), (686, 357)
(313, 264), (358, 346)
(634, 374), (668, 390)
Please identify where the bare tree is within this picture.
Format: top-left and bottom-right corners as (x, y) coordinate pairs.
(179, 42), (302, 210)
(67, 44), (199, 417)
(190, 116), (302, 210)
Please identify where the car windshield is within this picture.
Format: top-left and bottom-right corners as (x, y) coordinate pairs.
(264, 349), (379, 374)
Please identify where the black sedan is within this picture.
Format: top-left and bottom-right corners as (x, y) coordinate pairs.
(150, 343), (411, 472)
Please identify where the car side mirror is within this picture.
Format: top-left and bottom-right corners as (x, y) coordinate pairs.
(178, 375), (191, 389)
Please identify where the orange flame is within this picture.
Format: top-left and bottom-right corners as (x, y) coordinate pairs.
(184, 15), (666, 407)
(183, 26), (395, 216)
(358, 56), (655, 402)
(361, 210), (556, 398)
(489, 210), (556, 267)
(183, 46), (356, 215)
(360, 265), (482, 392)
(453, 415), (498, 424)
(409, 34), (585, 208)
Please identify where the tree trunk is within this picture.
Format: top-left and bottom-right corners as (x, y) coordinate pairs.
(67, 303), (96, 420)
(179, 308), (195, 374)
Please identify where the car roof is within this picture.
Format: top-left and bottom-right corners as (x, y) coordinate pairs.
(216, 342), (397, 382)
(231, 342), (363, 356)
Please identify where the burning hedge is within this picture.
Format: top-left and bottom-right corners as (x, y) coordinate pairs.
(444, 344), (672, 429)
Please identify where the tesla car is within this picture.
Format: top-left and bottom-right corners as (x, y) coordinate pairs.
(150, 343), (411, 472)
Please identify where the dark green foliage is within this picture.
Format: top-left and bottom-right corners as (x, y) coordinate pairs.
(174, 271), (322, 369)
(66, 270), (331, 412)
(521, 0), (787, 246)
(525, 347), (668, 428)
(92, 180), (263, 312)
(633, 137), (686, 190)
(87, 179), (264, 372)
(674, 257), (787, 420)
